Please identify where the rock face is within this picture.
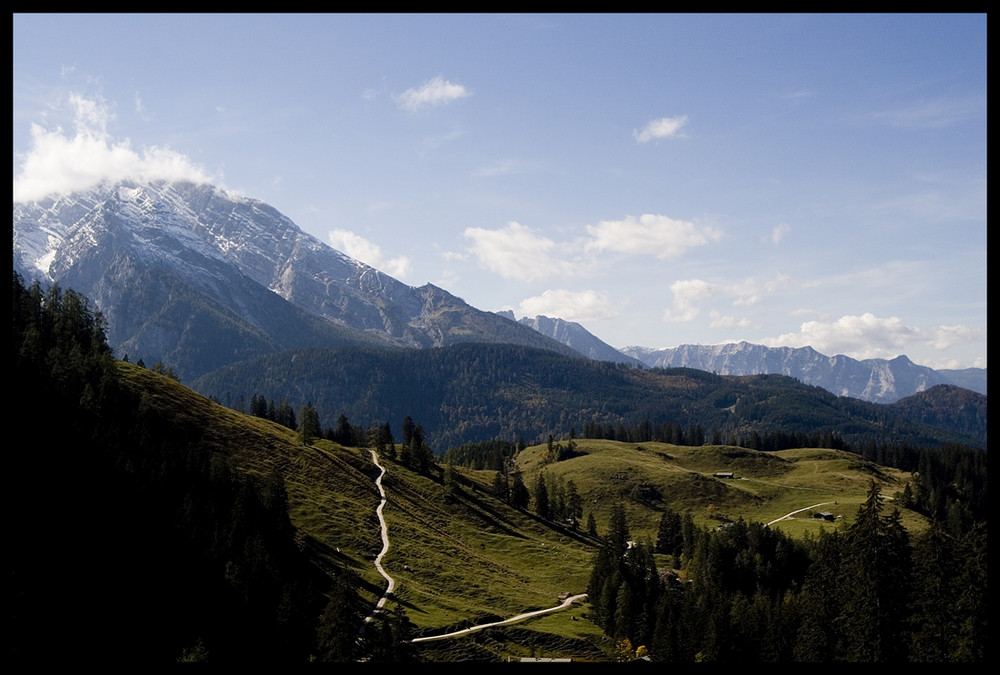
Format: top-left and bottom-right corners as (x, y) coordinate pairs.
(13, 179), (577, 380)
(620, 341), (986, 404)
(509, 314), (641, 365)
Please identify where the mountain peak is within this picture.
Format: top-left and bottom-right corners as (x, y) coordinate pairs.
(13, 178), (579, 380)
(516, 314), (641, 365)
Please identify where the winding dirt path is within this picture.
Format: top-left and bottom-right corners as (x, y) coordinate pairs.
(361, 450), (586, 640)
(410, 594), (589, 643)
(766, 502), (834, 527)
(363, 448), (395, 625)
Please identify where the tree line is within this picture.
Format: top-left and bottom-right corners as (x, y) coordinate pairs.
(192, 346), (986, 454)
(585, 482), (986, 662)
(582, 417), (848, 452)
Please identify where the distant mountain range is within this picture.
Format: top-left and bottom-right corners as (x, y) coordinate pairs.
(500, 313), (985, 405)
(618, 342), (986, 404)
(13, 178), (985, 406)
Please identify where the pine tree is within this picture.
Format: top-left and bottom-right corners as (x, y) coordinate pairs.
(951, 522), (987, 661)
(793, 530), (844, 662)
(401, 416), (415, 446)
(298, 404), (320, 446)
(607, 503), (631, 556)
(491, 470), (509, 502)
(315, 573), (360, 661)
(565, 480), (582, 528)
(835, 481), (912, 662)
(510, 472), (530, 509)
(908, 523), (959, 661)
(655, 508), (683, 560)
(533, 474), (551, 519)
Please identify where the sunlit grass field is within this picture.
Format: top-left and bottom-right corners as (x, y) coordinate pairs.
(119, 363), (928, 661)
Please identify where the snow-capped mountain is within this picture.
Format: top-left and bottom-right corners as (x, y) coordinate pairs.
(620, 341), (986, 404)
(13, 179), (579, 380)
(494, 312), (641, 365)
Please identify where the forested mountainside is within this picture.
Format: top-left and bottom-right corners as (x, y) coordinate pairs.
(10, 272), (338, 662)
(10, 272), (987, 663)
(191, 343), (986, 452)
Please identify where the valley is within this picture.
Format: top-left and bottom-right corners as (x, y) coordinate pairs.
(11, 271), (987, 663)
(11, 12), (987, 663)
(11, 180), (986, 662)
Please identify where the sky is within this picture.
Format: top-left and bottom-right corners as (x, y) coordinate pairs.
(12, 13), (987, 370)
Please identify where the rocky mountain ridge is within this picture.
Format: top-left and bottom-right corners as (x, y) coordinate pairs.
(494, 311), (641, 365)
(12, 178), (985, 404)
(619, 341), (985, 404)
(13, 179), (578, 380)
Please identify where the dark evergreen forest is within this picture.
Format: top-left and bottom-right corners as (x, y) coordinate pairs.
(9, 272), (407, 663)
(586, 486), (986, 662)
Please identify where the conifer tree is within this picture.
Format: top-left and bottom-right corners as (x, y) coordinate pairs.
(510, 472), (530, 509)
(401, 416), (415, 446)
(315, 573), (360, 662)
(298, 403), (320, 446)
(655, 508), (683, 560)
(951, 522), (987, 662)
(565, 480), (582, 528)
(793, 530), (844, 662)
(835, 481), (912, 662)
(533, 473), (551, 519)
(908, 523), (960, 661)
(491, 470), (509, 502)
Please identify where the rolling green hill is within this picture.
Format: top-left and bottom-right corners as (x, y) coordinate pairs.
(107, 364), (944, 661)
(12, 273), (985, 663)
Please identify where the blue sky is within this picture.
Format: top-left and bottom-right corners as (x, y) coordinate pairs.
(13, 13), (987, 369)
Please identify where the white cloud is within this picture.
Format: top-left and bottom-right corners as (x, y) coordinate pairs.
(767, 223), (790, 245)
(328, 228), (411, 279)
(926, 324), (985, 352)
(708, 310), (757, 330)
(585, 214), (721, 260)
(517, 289), (617, 323)
(396, 75), (470, 112)
(463, 221), (581, 282)
(13, 93), (211, 203)
(731, 274), (791, 307)
(662, 274), (790, 322)
(762, 312), (921, 360)
(465, 213), (723, 282)
(663, 279), (716, 322)
(634, 115), (689, 143)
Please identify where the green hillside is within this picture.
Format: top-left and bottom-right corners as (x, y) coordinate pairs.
(109, 365), (947, 661)
(12, 273), (986, 663)
(513, 439), (927, 540)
